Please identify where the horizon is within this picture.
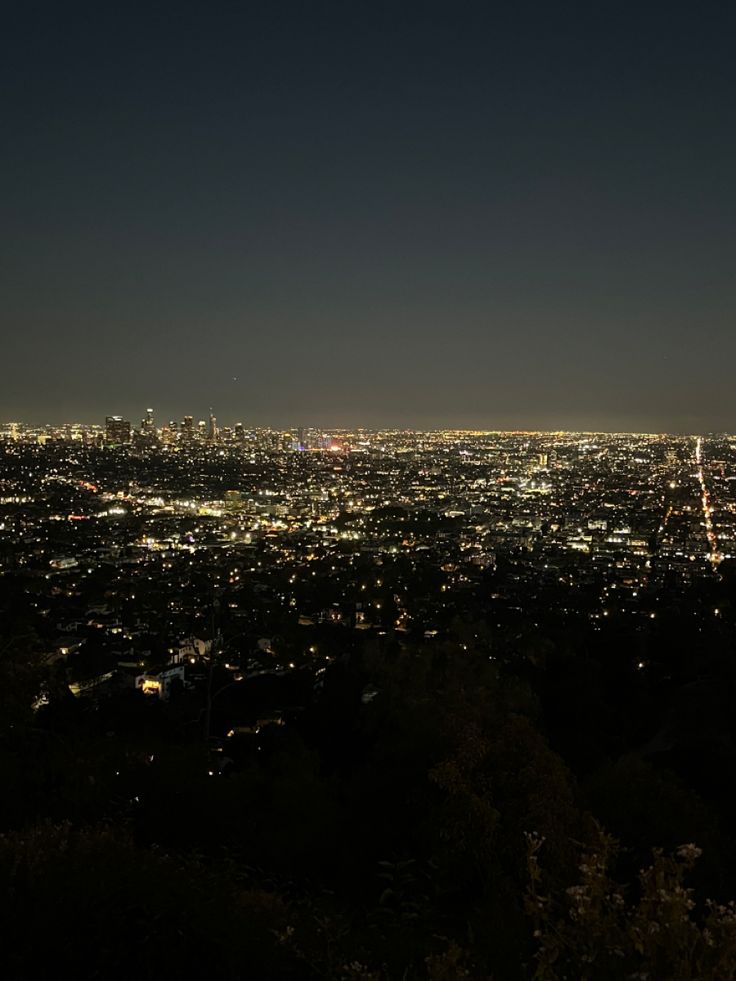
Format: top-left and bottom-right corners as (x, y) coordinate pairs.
(2, 415), (731, 440)
(3, 2), (736, 430)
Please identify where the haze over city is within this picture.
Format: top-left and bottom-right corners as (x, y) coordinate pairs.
(3, 1), (736, 431)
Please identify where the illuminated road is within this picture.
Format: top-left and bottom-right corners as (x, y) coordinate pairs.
(695, 436), (722, 569)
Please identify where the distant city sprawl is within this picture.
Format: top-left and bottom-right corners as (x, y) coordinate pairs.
(0, 415), (731, 701)
(5, 415), (736, 978)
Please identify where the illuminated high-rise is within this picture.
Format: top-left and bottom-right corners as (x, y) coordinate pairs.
(105, 416), (131, 446)
(140, 407), (156, 441)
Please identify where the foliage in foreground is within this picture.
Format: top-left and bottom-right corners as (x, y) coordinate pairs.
(526, 830), (736, 981)
(0, 822), (299, 980)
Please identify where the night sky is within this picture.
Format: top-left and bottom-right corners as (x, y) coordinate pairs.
(3, 1), (735, 432)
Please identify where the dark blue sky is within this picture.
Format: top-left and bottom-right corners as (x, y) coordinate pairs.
(2, 1), (735, 431)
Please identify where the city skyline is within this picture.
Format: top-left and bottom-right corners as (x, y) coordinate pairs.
(5, 411), (736, 439)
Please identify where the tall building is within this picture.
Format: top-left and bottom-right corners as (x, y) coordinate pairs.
(208, 409), (218, 442)
(224, 489), (244, 510)
(182, 416), (194, 443)
(105, 416), (131, 446)
(234, 422), (245, 443)
(139, 407), (156, 441)
(161, 420), (178, 445)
